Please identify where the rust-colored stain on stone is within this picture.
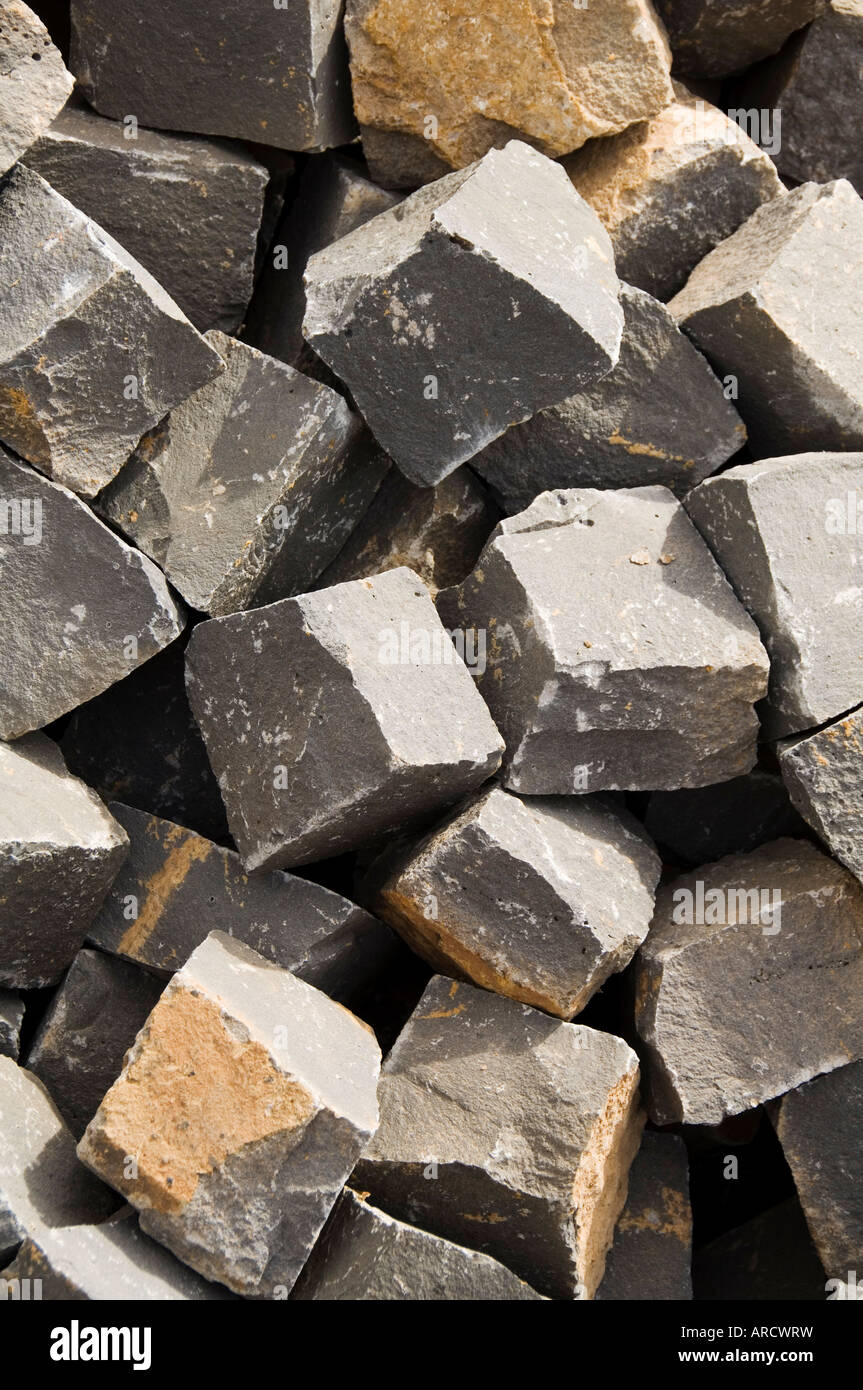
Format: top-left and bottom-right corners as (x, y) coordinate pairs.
(117, 824), (213, 958)
(618, 1182), (691, 1244)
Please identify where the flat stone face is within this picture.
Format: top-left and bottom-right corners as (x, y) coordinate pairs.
(654, 0), (827, 77)
(365, 786), (660, 1019)
(345, 0), (673, 186)
(353, 974), (644, 1300)
(779, 706), (863, 884)
(635, 838), (863, 1125)
(685, 454), (863, 737)
(775, 1059), (863, 1277)
(0, 164), (224, 497)
(437, 487), (769, 795)
(596, 1132), (693, 1300)
(26, 98), (270, 333)
(77, 932), (381, 1298)
(315, 466), (499, 594)
(0, 1057), (117, 1262)
(88, 803), (397, 1004)
(564, 84), (784, 302)
(292, 1189), (546, 1300)
(303, 141), (624, 485)
(25, 948), (163, 1138)
(0, 990), (24, 1060)
(471, 284), (747, 510)
(70, 0), (356, 152)
(0, 450), (185, 739)
(0, 1), (74, 175)
(0, 735), (129, 988)
(670, 180), (863, 457)
(644, 770), (806, 867)
(185, 567), (504, 873)
(98, 332), (388, 616)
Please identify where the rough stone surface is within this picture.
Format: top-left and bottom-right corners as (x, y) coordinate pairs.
(292, 1188), (546, 1300)
(25, 948), (163, 1138)
(0, 449), (185, 739)
(353, 974), (644, 1300)
(0, 990), (24, 1060)
(635, 838), (863, 1125)
(437, 487), (769, 794)
(644, 770), (807, 867)
(364, 785), (661, 1019)
(654, 0), (827, 77)
(315, 466), (499, 594)
(70, 0), (356, 152)
(0, 163), (224, 496)
(564, 83), (785, 302)
(345, 0), (674, 186)
(303, 141), (624, 485)
(185, 567), (504, 873)
(596, 1131), (693, 1300)
(98, 332), (389, 616)
(88, 803), (397, 1004)
(0, 1), (73, 176)
(0, 735), (128, 989)
(670, 180), (863, 458)
(693, 1199), (827, 1300)
(77, 932), (381, 1298)
(0, 1056), (117, 1262)
(779, 707), (863, 884)
(686, 454), (863, 737)
(26, 97), (270, 333)
(471, 283), (747, 510)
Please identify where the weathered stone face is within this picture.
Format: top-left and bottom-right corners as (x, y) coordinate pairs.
(303, 141), (624, 485)
(0, 449), (185, 739)
(353, 974), (645, 1300)
(77, 932), (382, 1298)
(779, 706), (863, 885)
(0, 735), (128, 989)
(0, 1), (74, 176)
(437, 487), (769, 794)
(685, 453), (863, 737)
(70, 0), (356, 152)
(596, 1132), (693, 1300)
(185, 567), (504, 874)
(364, 785), (661, 1019)
(635, 838), (863, 1125)
(670, 180), (863, 458)
(345, 0), (674, 186)
(654, 0), (827, 78)
(644, 770), (806, 867)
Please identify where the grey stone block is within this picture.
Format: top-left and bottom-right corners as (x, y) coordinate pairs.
(654, 0), (827, 78)
(644, 770), (807, 867)
(779, 706), (863, 884)
(0, 1), (73, 176)
(596, 1132), (693, 1300)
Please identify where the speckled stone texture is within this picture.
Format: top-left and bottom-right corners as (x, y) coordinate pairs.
(0, 1), (73, 175)
(779, 706), (863, 884)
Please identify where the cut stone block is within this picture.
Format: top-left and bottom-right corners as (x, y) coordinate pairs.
(654, 0), (827, 77)
(670, 180), (863, 457)
(98, 332), (389, 616)
(25, 948), (163, 1138)
(77, 932), (381, 1298)
(644, 770), (806, 867)
(564, 83), (784, 302)
(776, 1059), (863, 1277)
(437, 487), (769, 794)
(303, 140), (624, 485)
(26, 98), (270, 333)
(244, 154), (402, 371)
(345, 0), (674, 186)
(0, 163), (224, 497)
(0, 1), (73, 176)
(471, 283), (747, 510)
(779, 707), (863, 884)
(635, 838), (863, 1125)
(88, 803), (397, 1004)
(316, 466), (499, 594)
(0, 735), (128, 989)
(353, 974), (644, 1300)
(0, 449), (185, 739)
(0, 1056), (117, 1262)
(70, 0), (355, 153)
(292, 1189), (545, 1301)
(0, 991), (23, 1060)
(596, 1132), (693, 1300)
(693, 1198), (827, 1300)
(365, 786), (660, 1019)
(685, 454), (863, 737)
(60, 636), (228, 844)
(185, 567), (504, 873)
